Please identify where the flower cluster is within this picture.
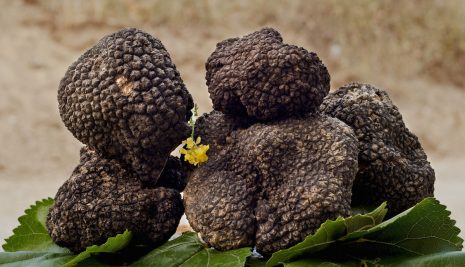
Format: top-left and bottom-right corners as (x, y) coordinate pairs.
(180, 137), (209, 166)
(179, 104), (209, 166)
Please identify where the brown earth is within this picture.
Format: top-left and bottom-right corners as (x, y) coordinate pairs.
(1, 0), (464, 245)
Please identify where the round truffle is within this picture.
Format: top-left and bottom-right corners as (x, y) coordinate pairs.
(206, 28), (330, 121)
(320, 82), (435, 215)
(47, 147), (184, 253)
(58, 28), (193, 183)
(184, 112), (358, 254)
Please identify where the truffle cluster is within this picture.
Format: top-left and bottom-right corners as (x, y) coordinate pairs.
(48, 26), (436, 255)
(183, 28), (435, 254)
(48, 28), (193, 252)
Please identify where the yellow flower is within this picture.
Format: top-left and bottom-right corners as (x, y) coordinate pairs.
(180, 137), (210, 166)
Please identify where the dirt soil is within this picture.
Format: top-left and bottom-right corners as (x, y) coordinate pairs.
(1, 1), (464, 246)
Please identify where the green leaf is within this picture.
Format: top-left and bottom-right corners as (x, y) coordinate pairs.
(381, 251), (465, 266)
(344, 201), (387, 233)
(333, 198), (463, 257)
(3, 197), (463, 267)
(62, 229), (132, 267)
(2, 198), (67, 253)
(268, 198), (463, 267)
(130, 232), (252, 267)
(283, 258), (359, 267)
(0, 230), (131, 267)
(0, 251), (74, 267)
(180, 247), (251, 267)
(129, 232), (203, 266)
(266, 202), (387, 267)
(281, 251), (465, 267)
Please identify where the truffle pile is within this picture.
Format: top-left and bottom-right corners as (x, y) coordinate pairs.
(47, 26), (435, 256)
(183, 28), (435, 254)
(47, 28), (193, 252)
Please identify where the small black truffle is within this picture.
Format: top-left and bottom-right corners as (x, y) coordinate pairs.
(206, 28), (330, 121)
(153, 156), (188, 192)
(58, 28), (193, 183)
(321, 82), (435, 215)
(47, 147), (184, 253)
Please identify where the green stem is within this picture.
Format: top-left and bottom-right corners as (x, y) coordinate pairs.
(189, 103), (198, 139)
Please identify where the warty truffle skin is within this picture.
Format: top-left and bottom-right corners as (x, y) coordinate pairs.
(206, 28), (330, 121)
(184, 112), (358, 255)
(193, 110), (254, 153)
(57, 28), (193, 183)
(46, 147), (184, 253)
(320, 82), (435, 216)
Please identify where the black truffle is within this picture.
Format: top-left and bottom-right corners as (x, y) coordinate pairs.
(193, 110), (254, 152)
(184, 112), (358, 254)
(47, 147), (184, 253)
(206, 28), (330, 121)
(153, 156), (188, 192)
(320, 82), (435, 215)
(58, 28), (193, 183)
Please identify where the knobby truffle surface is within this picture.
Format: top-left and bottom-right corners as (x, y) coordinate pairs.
(184, 112), (358, 254)
(58, 28), (193, 183)
(206, 28), (330, 121)
(47, 147), (184, 253)
(320, 82), (435, 215)
(193, 110), (254, 153)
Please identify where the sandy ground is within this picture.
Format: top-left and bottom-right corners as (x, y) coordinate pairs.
(1, 1), (464, 248)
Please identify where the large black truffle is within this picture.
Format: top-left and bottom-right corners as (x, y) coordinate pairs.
(47, 147), (184, 253)
(320, 82), (435, 215)
(206, 28), (330, 121)
(184, 112), (358, 255)
(49, 28), (192, 253)
(58, 28), (193, 183)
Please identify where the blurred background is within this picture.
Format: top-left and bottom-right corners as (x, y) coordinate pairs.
(1, 0), (464, 244)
